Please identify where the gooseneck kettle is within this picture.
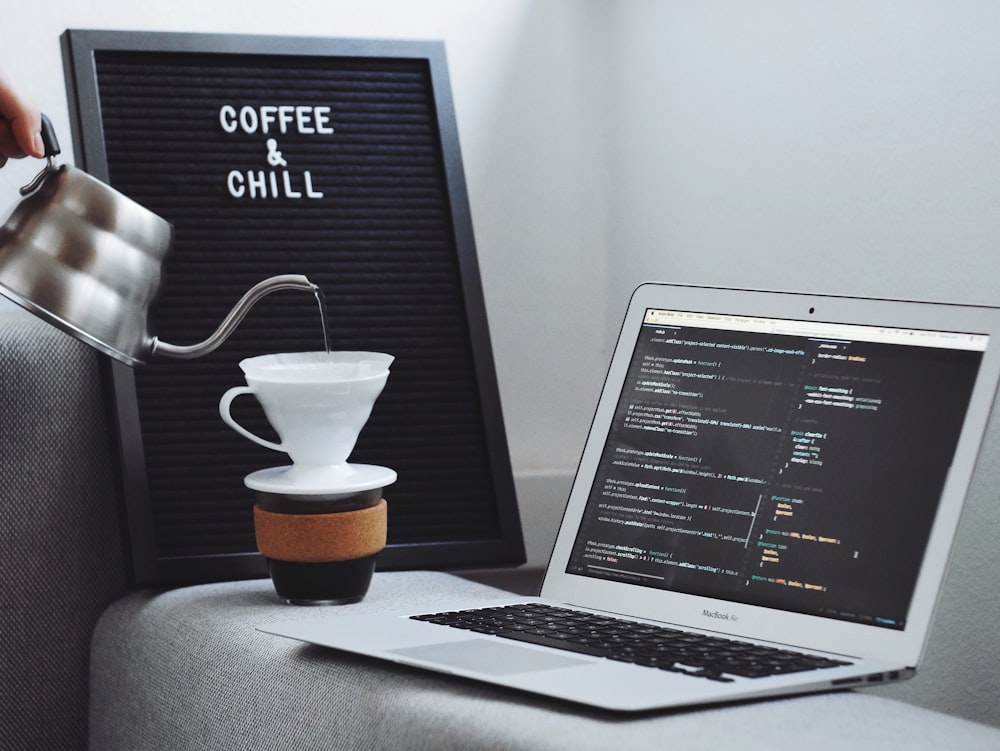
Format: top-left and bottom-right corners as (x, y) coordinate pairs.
(0, 115), (317, 366)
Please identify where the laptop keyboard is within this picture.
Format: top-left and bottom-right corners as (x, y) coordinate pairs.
(411, 602), (852, 683)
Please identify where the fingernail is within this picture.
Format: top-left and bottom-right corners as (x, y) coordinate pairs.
(32, 133), (44, 157)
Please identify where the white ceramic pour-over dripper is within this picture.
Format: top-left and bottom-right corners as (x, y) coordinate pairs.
(219, 351), (396, 494)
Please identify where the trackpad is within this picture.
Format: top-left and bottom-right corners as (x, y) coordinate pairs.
(390, 639), (591, 676)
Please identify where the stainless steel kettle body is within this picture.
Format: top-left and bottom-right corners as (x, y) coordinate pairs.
(0, 159), (173, 364)
(0, 116), (316, 365)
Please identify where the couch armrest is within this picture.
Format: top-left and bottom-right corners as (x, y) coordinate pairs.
(0, 310), (128, 749)
(90, 571), (1000, 750)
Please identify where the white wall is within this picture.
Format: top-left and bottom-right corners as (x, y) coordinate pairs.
(607, 1), (1000, 310)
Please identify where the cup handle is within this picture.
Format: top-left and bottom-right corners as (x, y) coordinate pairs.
(219, 386), (285, 453)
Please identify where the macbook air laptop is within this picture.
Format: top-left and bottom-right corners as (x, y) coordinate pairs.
(261, 282), (1000, 712)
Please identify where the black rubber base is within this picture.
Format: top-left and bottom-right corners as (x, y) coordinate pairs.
(267, 554), (377, 605)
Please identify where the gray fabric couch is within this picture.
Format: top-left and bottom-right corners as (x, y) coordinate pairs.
(2, 308), (999, 750)
(1, 311), (128, 750)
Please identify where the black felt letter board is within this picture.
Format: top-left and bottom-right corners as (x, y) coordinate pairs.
(62, 30), (524, 585)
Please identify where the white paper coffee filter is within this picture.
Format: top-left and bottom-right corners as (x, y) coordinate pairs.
(239, 351), (394, 382)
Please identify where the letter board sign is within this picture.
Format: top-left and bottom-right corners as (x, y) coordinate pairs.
(61, 29), (524, 585)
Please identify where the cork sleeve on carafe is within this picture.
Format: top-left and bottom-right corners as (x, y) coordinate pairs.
(253, 499), (387, 563)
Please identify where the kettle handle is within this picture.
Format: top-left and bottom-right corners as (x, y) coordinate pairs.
(39, 114), (60, 158)
(18, 115), (62, 196)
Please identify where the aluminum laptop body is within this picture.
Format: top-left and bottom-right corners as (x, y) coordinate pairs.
(261, 283), (1000, 712)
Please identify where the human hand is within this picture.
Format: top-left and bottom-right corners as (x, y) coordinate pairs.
(0, 71), (44, 167)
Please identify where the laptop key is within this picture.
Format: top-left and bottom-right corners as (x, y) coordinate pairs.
(495, 629), (614, 659)
(687, 669), (735, 683)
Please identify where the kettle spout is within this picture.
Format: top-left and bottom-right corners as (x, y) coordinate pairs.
(152, 274), (318, 360)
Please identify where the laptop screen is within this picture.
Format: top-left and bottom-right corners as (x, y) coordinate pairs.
(566, 308), (986, 630)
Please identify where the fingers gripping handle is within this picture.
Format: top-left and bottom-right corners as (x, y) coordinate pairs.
(219, 386), (285, 453)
